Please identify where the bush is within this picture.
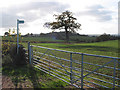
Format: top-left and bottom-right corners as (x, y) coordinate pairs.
(9, 44), (27, 66)
(2, 42), (11, 55)
(2, 54), (13, 66)
(96, 33), (118, 42)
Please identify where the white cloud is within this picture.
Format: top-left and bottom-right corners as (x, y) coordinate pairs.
(16, 13), (24, 17)
(0, 0), (119, 36)
(0, 0), (32, 8)
(1, 1), (69, 27)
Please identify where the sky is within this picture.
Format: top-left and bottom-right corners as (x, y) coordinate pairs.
(0, 0), (119, 36)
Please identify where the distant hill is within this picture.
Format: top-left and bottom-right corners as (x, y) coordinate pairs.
(3, 32), (119, 43)
(23, 31), (97, 43)
(35, 31), (89, 38)
(22, 31), (119, 43)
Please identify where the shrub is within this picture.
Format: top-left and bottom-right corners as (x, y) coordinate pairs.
(9, 44), (27, 66)
(2, 42), (11, 55)
(2, 54), (13, 66)
(96, 33), (118, 42)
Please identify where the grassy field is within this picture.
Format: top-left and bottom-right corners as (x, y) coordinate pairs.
(2, 65), (69, 88)
(21, 40), (119, 57)
(3, 35), (118, 57)
(2, 36), (64, 42)
(20, 36), (64, 42)
(2, 35), (97, 43)
(3, 38), (119, 88)
(18, 40), (119, 88)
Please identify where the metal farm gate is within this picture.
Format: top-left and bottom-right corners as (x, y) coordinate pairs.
(27, 42), (120, 89)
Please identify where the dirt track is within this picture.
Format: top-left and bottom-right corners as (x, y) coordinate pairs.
(2, 75), (33, 89)
(2, 75), (15, 88)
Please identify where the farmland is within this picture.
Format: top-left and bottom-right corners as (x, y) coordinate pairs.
(21, 40), (119, 57)
(2, 35), (120, 88)
(2, 32), (98, 43)
(1, 1), (119, 88)
(25, 39), (119, 88)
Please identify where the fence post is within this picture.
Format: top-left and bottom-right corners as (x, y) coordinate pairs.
(81, 53), (84, 89)
(28, 42), (31, 64)
(48, 49), (50, 75)
(28, 42), (30, 63)
(31, 46), (33, 65)
(113, 59), (116, 90)
(70, 53), (73, 85)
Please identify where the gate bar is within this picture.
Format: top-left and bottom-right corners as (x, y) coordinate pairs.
(113, 59), (116, 89)
(81, 53), (84, 89)
(70, 53), (73, 84)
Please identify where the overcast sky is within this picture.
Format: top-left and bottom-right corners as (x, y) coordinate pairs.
(0, 0), (119, 36)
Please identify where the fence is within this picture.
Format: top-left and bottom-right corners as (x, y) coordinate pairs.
(27, 42), (120, 89)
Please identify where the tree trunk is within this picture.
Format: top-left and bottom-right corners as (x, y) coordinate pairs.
(65, 27), (69, 43)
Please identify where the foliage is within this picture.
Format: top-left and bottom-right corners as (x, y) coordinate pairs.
(4, 32), (9, 36)
(2, 54), (13, 66)
(9, 44), (27, 66)
(2, 43), (27, 66)
(3, 31), (119, 43)
(2, 42), (11, 55)
(2, 65), (69, 88)
(44, 11), (81, 42)
(3, 28), (23, 43)
(2, 29), (27, 66)
(2, 34), (97, 43)
(96, 33), (118, 42)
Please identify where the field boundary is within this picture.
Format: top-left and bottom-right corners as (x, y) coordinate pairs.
(26, 42), (120, 89)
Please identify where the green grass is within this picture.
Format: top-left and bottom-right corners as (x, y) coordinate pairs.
(2, 65), (69, 88)
(2, 35), (97, 43)
(21, 37), (64, 42)
(3, 39), (119, 88)
(20, 40), (119, 88)
(22, 40), (118, 57)
(2, 36), (64, 42)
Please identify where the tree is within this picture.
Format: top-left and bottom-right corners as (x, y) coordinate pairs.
(27, 33), (30, 36)
(4, 32), (9, 36)
(96, 33), (111, 42)
(44, 10), (81, 42)
(31, 33), (33, 36)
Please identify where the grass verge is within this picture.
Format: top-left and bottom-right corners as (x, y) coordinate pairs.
(2, 64), (71, 88)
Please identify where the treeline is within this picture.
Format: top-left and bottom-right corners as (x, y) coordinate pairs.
(96, 33), (119, 42)
(34, 32), (119, 43)
(3, 31), (119, 43)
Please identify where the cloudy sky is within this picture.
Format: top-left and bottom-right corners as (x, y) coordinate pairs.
(0, 0), (119, 36)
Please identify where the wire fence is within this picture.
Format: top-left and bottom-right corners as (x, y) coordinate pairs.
(27, 42), (120, 89)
